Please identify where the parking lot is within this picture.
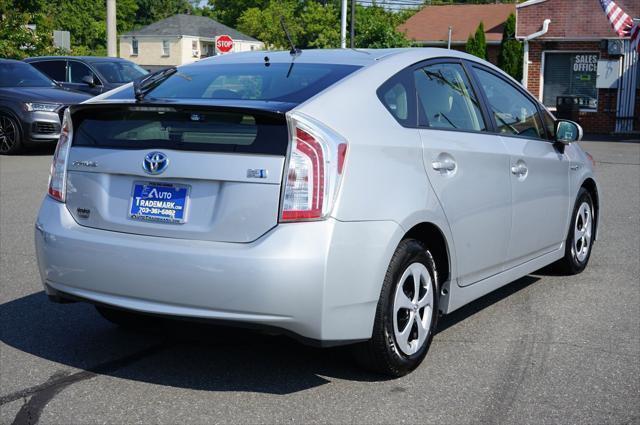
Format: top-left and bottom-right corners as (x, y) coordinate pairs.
(0, 140), (638, 424)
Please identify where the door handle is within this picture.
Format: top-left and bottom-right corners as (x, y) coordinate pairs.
(432, 159), (456, 172)
(511, 163), (528, 176)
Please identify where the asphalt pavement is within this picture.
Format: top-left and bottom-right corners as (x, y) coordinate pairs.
(1, 140), (638, 424)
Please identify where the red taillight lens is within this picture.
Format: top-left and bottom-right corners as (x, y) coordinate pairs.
(48, 109), (72, 202)
(281, 128), (325, 221)
(280, 113), (347, 222)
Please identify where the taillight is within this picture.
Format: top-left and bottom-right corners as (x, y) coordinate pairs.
(48, 108), (72, 202)
(280, 113), (347, 222)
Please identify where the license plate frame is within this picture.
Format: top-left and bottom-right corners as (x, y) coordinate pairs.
(129, 181), (190, 224)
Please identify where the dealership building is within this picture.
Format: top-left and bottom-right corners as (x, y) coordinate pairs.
(517, 0), (639, 134)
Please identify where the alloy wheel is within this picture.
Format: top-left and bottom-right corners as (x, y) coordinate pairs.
(392, 262), (434, 356)
(573, 201), (593, 263)
(0, 115), (18, 154)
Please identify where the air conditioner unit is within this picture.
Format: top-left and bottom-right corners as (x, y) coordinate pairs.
(607, 39), (624, 56)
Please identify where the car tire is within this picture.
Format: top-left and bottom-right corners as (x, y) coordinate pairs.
(554, 188), (595, 275)
(95, 305), (156, 330)
(0, 112), (23, 155)
(353, 239), (439, 377)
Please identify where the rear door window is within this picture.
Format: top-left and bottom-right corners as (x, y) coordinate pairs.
(414, 63), (486, 131)
(30, 60), (66, 82)
(146, 63), (360, 103)
(71, 106), (288, 155)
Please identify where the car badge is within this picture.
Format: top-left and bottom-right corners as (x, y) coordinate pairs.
(143, 151), (169, 175)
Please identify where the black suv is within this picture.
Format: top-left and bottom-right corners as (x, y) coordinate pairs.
(24, 56), (148, 96)
(0, 59), (91, 154)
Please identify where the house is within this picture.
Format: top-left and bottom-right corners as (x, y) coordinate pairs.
(119, 14), (264, 72)
(517, 0), (639, 134)
(398, 3), (516, 65)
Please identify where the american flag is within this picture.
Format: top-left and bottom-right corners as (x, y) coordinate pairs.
(598, 0), (639, 51)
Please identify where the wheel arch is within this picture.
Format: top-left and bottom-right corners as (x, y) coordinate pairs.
(402, 222), (451, 295)
(0, 105), (23, 132)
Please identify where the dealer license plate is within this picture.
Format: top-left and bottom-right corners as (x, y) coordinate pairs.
(129, 182), (189, 224)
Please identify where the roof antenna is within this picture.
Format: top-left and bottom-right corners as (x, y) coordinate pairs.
(280, 15), (301, 56)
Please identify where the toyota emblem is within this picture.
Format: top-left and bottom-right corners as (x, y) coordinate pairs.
(142, 151), (169, 175)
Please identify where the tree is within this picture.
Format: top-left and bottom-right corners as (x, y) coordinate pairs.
(498, 13), (523, 81)
(133, 0), (193, 28)
(465, 21), (487, 60)
(0, 9), (61, 59)
(237, 0), (410, 50)
(354, 4), (411, 48)
(237, 1), (302, 50)
(208, 0), (270, 28)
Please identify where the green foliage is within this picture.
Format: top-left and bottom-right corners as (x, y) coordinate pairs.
(0, 8), (62, 59)
(237, 1), (302, 50)
(354, 4), (411, 48)
(237, 0), (410, 50)
(3, 0), (414, 58)
(134, 0), (193, 27)
(497, 13), (523, 81)
(207, 0), (270, 28)
(465, 21), (487, 60)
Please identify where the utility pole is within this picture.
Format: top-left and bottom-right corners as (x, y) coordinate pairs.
(340, 0), (347, 48)
(107, 0), (117, 57)
(350, 0), (355, 48)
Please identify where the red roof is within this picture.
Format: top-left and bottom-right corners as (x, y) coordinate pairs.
(398, 3), (516, 44)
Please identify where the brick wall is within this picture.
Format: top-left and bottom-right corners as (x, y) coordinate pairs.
(526, 40), (637, 134)
(517, 0), (639, 39)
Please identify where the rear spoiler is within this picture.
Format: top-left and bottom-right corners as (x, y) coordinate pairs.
(70, 99), (298, 120)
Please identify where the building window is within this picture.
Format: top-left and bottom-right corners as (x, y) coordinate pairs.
(162, 40), (170, 56)
(542, 52), (599, 110)
(192, 40), (199, 57)
(131, 39), (138, 56)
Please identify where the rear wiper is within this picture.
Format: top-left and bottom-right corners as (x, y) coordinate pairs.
(134, 67), (177, 101)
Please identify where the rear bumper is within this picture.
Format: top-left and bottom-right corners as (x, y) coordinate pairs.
(35, 196), (401, 343)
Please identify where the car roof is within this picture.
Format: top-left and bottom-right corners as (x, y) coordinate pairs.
(0, 58), (31, 65)
(24, 56), (132, 64)
(194, 48), (410, 67)
(191, 47), (493, 70)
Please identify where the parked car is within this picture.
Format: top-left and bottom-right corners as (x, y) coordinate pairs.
(34, 48), (599, 376)
(24, 56), (148, 96)
(0, 59), (92, 155)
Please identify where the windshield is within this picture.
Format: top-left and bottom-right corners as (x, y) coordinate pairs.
(92, 61), (148, 84)
(0, 62), (56, 88)
(146, 63), (361, 103)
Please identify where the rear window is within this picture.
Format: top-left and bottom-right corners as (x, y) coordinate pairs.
(72, 106), (288, 155)
(144, 63), (360, 103)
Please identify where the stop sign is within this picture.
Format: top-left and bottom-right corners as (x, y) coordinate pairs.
(215, 35), (234, 54)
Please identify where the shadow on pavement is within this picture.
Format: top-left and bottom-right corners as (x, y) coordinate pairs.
(2, 275), (543, 395)
(438, 275), (540, 333)
(0, 291), (379, 396)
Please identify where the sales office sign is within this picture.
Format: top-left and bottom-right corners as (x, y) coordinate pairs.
(573, 54), (598, 72)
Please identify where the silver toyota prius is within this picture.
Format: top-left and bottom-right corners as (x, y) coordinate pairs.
(35, 48), (599, 376)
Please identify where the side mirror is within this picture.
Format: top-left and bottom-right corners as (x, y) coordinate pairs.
(555, 120), (583, 145)
(81, 75), (95, 87)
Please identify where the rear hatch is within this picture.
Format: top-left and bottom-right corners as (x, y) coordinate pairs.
(65, 103), (289, 243)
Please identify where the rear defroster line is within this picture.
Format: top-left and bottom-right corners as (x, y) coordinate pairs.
(3, 342), (171, 425)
